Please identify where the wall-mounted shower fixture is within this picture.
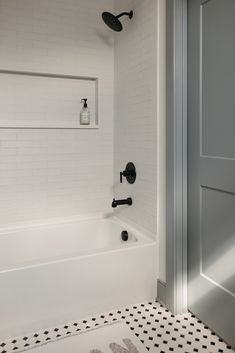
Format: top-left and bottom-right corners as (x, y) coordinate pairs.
(102, 11), (133, 32)
(120, 162), (136, 184)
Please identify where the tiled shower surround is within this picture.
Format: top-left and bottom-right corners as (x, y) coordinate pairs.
(113, 0), (166, 282)
(114, 0), (158, 235)
(0, 129), (113, 223)
(0, 0), (114, 225)
(0, 302), (233, 353)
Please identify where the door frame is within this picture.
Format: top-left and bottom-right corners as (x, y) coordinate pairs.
(165, 0), (188, 314)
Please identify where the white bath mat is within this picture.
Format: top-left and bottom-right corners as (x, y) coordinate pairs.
(30, 322), (149, 353)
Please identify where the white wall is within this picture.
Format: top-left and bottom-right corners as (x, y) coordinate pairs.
(113, 0), (158, 234)
(0, 0), (114, 225)
(113, 0), (166, 281)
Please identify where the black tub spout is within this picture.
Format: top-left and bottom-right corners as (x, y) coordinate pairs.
(112, 197), (132, 208)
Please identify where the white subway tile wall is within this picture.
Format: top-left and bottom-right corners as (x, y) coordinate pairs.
(114, 0), (158, 236)
(0, 0), (114, 224)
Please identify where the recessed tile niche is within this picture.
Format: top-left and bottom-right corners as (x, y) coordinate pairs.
(0, 70), (98, 129)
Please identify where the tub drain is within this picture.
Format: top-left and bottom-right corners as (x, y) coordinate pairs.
(121, 230), (129, 241)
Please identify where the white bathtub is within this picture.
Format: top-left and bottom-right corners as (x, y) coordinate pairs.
(0, 217), (157, 340)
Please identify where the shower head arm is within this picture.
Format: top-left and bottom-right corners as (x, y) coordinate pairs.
(116, 11), (133, 19)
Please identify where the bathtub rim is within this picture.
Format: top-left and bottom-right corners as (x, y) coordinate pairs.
(0, 213), (155, 239)
(0, 215), (156, 273)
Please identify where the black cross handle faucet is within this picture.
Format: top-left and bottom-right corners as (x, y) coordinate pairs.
(120, 162), (136, 184)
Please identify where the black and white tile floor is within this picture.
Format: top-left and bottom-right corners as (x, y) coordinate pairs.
(0, 301), (234, 353)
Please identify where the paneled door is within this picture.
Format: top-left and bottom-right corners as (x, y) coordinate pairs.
(188, 0), (235, 348)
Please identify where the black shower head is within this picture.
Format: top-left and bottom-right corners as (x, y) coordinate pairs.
(102, 11), (133, 32)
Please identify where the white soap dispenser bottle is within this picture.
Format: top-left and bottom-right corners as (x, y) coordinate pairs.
(80, 98), (90, 125)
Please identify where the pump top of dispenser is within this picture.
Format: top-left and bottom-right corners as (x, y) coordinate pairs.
(81, 98), (88, 108)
